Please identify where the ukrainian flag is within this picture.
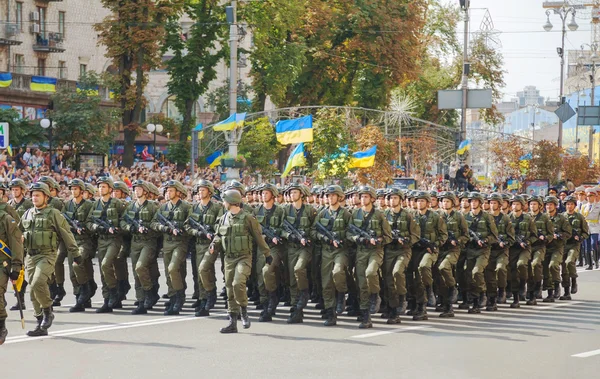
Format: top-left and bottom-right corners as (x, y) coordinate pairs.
(194, 123), (204, 139)
(0, 73), (12, 88)
(206, 150), (223, 168)
(276, 115), (313, 145)
(282, 143), (306, 177)
(30, 76), (57, 92)
(213, 113), (246, 132)
(457, 139), (471, 155)
(76, 83), (99, 96)
(348, 145), (377, 168)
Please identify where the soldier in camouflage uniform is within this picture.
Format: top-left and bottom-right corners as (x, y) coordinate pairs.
(528, 196), (554, 304)
(113, 181), (132, 302)
(543, 196), (572, 302)
(561, 195), (589, 299)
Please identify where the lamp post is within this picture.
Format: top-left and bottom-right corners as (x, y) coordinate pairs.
(146, 123), (163, 161)
(543, 4), (579, 148)
(40, 118), (55, 166)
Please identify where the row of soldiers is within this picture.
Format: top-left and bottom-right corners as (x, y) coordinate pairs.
(0, 176), (590, 339)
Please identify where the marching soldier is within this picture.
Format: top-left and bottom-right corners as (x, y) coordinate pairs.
(347, 186), (392, 328)
(486, 193), (515, 309)
(211, 190), (271, 333)
(561, 195), (589, 299)
(437, 191), (468, 318)
(528, 196), (554, 303)
(150, 180), (191, 315)
(382, 188), (420, 323)
(185, 180), (223, 317)
(120, 180), (160, 314)
(20, 182), (81, 337)
(543, 196), (571, 302)
(86, 177), (126, 313)
(311, 185), (352, 326)
(463, 192), (498, 314)
(113, 181), (132, 302)
(0, 198), (24, 344)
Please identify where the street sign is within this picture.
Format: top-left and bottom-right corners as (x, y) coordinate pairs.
(577, 106), (600, 125)
(555, 102), (576, 123)
(437, 89), (493, 110)
(0, 122), (9, 149)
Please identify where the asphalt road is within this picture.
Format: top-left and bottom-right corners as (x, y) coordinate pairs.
(2, 260), (600, 379)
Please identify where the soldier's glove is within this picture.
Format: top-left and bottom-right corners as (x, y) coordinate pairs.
(73, 256), (83, 266)
(265, 256), (273, 265)
(9, 270), (20, 281)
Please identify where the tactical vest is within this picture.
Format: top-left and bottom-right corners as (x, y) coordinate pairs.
(21, 207), (59, 253)
(158, 200), (188, 229)
(443, 210), (461, 237)
(318, 207), (347, 235)
(91, 198), (120, 226)
(385, 208), (410, 239)
(417, 210), (437, 241)
(465, 212), (490, 240)
(190, 201), (219, 227)
(64, 199), (90, 222)
(9, 198), (32, 219)
(511, 213), (533, 240)
(533, 213), (547, 234)
(353, 208), (382, 238)
(256, 204), (282, 229)
(286, 204), (311, 232)
(566, 213), (582, 236)
(218, 211), (252, 255)
(49, 197), (64, 211)
(494, 214), (507, 236)
(126, 201), (154, 225)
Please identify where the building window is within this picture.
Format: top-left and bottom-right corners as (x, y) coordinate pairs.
(79, 64), (87, 78)
(16, 2), (23, 31)
(58, 12), (65, 38)
(37, 58), (46, 76)
(58, 61), (67, 79)
(14, 55), (25, 74)
(37, 6), (46, 36)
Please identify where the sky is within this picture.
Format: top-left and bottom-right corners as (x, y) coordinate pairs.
(461, 0), (596, 101)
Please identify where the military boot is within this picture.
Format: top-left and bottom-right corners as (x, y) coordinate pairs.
(458, 292), (470, 309)
(358, 309), (373, 329)
(143, 290), (156, 310)
(468, 294), (481, 314)
(535, 282), (543, 299)
(207, 288), (217, 309)
(287, 309), (304, 324)
(52, 284), (66, 306)
(315, 296), (324, 310)
(435, 296), (445, 312)
(40, 307), (54, 330)
(397, 295), (407, 315)
(132, 301), (147, 315)
(369, 293), (381, 315)
(412, 303), (428, 321)
(241, 306), (251, 329)
(387, 307), (401, 324)
(335, 292), (346, 315)
(526, 291), (537, 306)
(108, 287), (120, 309)
(117, 280), (127, 301)
(543, 288), (555, 303)
(267, 291), (278, 316)
(426, 287), (436, 307)
(518, 281), (527, 301)
(486, 295), (498, 311)
(560, 286), (572, 300)
(10, 280), (27, 311)
(439, 302), (455, 318)
(0, 319), (7, 345)
(553, 282), (561, 299)
(96, 297), (113, 313)
(69, 300), (86, 313)
(27, 316), (47, 337)
(347, 296), (360, 316)
(510, 291), (521, 308)
(324, 308), (337, 327)
(258, 306), (273, 322)
(48, 282), (58, 303)
(165, 292), (183, 315)
(449, 287), (458, 304)
(220, 313), (238, 333)
(195, 299), (209, 317)
(406, 298), (417, 316)
(571, 277), (578, 294)
(297, 289), (310, 310)
(191, 297), (201, 309)
(497, 288), (507, 304)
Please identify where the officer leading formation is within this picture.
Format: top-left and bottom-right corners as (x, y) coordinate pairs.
(0, 178), (596, 338)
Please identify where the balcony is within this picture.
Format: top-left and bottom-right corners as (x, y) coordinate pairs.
(32, 31), (65, 53)
(6, 72), (76, 92)
(0, 23), (23, 46)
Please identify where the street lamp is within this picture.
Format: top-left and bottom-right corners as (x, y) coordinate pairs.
(544, 6), (579, 148)
(146, 123), (163, 161)
(40, 118), (56, 166)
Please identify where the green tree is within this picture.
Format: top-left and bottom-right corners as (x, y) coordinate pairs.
(239, 117), (281, 176)
(95, 0), (184, 167)
(48, 72), (119, 155)
(206, 80), (253, 121)
(0, 109), (45, 148)
(163, 0), (227, 170)
(529, 140), (563, 184)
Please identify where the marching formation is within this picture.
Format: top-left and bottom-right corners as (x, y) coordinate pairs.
(0, 177), (597, 341)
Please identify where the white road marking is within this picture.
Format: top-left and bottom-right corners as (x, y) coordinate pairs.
(349, 325), (431, 339)
(572, 349), (600, 358)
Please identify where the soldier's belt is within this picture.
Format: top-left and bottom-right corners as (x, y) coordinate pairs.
(133, 235), (155, 242)
(224, 251), (251, 258)
(27, 249), (42, 256)
(165, 235), (187, 242)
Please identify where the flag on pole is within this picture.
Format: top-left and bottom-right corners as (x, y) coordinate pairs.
(282, 143), (306, 177)
(213, 113), (246, 131)
(276, 115), (313, 145)
(457, 139), (472, 155)
(348, 145), (377, 168)
(194, 123), (204, 139)
(206, 151), (223, 168)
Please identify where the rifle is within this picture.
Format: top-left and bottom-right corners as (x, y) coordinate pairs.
(553, 227), (563, 240)
(157, 213), (182, 234)
(391, 229), (409, 245)
(187, 216), (213, 240)
(417, 237), (437, 252)
(92, 217), (118, 234)
(262, 225), (282, 245)
(569, 229), (580, 242)
(469, 230), (487, 247)
(123, 214), (147, 234)
(515, 235), (529, 248)
(348, 223), (378, 245)
(282, 219), (311, 245)
(443, 231), (458, 248)
(63, 213), (85, 234)
(315, 222), (343, 246)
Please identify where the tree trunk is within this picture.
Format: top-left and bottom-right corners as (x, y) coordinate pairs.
(176, 98), (195, 171)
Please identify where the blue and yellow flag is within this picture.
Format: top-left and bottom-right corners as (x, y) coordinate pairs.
(206, 150), (223, 168)
(348, 145), (377, 168)
(30, 76), (57, 92)
(0, 73), (12, 88)
(213, 113), (246, 132)
(276, 115), (313, 145)
(76, 83), (99, 96)
(457, 139), (471, 155)
(282, 143), (306, 177)
(194, 123), (204, 139)
(519, 152), (532, 161)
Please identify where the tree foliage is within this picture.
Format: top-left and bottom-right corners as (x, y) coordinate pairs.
(0, 110), (45, 149)
(562, 155), (600, 186)
(353, 125), (396, 186)
(239, 117), (281, 176)
(489, 136), (526, 186)
(206, 81), (253, 121)
(528, 140), (563, 183)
